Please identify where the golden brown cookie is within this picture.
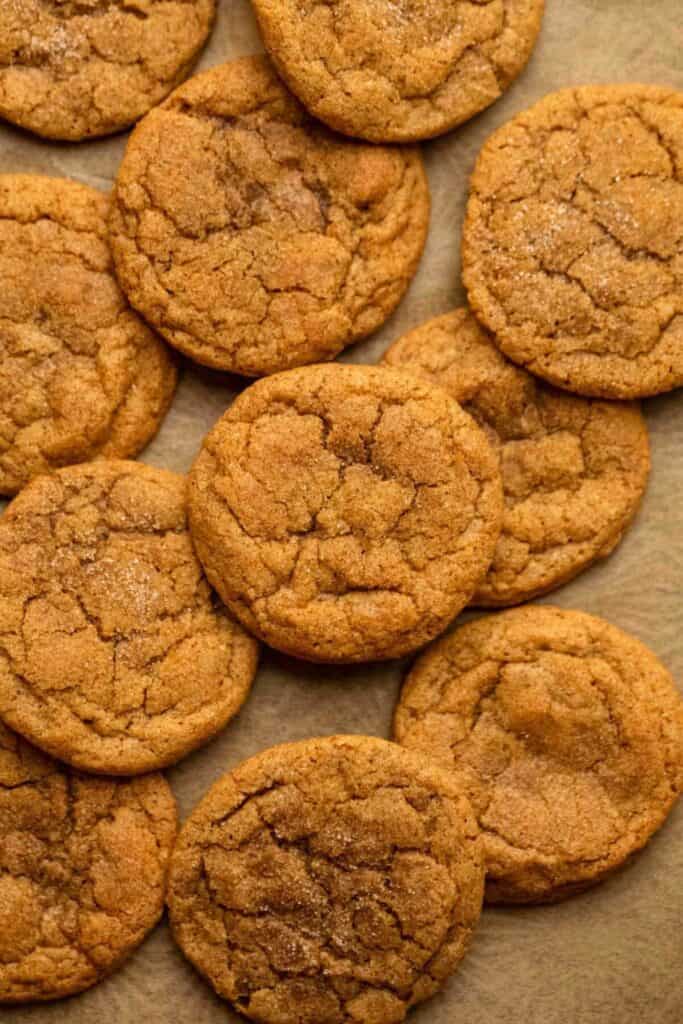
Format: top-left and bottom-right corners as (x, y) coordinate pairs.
(0, 174), (177, 496)
(0, 460), (259, 775)
(188, 363), (504, 663)
(0, 1), (216, 141)
(0, 720), (177, 1003)
(382, 308), (650, 606)
(251, 0), (545, 143)
(463, 84), (683, 398)
(167, 735), (484, 1024)
(394, 606), (683, 904)
(109, 55), (430, 377)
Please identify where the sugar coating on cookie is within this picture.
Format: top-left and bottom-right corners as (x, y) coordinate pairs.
(252, 0), (545, 142)
(0, 460), (259, 775)
(0, 0), (215, 140)
(0, 720), (177, 1003)
(188, 364), (504, 663)
(463, 84), (683, 398)
(394, 606), (683, 903)
(109, 56), (430, 377)
(0, 174), (177, 496)
(167, 735), (484, 1024)
(383, 308), (650, 606)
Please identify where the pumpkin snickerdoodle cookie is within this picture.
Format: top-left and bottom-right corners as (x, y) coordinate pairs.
(0, 460), (259, 775)
(394, 606), (683, 903)
(188, 363), (504, 663)
(109, 55), (430, 377)
(463, 84), (683, 398)
(0, 720), (177, 1003)
(251, 0), (545, 142)
(0, 0), (216, 141)
(383, 308), (650, 606)
(167, 735), (484, 1024)
(0, 174), (176, 496)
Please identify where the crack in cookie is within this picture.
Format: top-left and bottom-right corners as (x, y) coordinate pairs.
(0, 0), (215, 140)
(462, 84), (683, 397)
(108, 55), (430, 377)
(382, 308), (650, 606)
(167, 735), (484, 1024)
(393, 606), (683, 903)
(0, 460), (259, 775)
(188, 364), (504, 663)
(0, 720), (177, 1003)
(251, 0), (545, 142)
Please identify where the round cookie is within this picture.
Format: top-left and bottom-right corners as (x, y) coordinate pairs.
(0, 1), (216, 141)
(382, 308), (650, 606)
(462, 84), (683, 398)
(167, 735), (484, 1024)
(188, 363), (504, 663)
(0, 720), (177, 1003)
(251, 0), (545, 143)
(0, 460), (259, 775)
(0, 174), (177, 496)
(394, 606), (683, 903)
(109, 55), (431, 377)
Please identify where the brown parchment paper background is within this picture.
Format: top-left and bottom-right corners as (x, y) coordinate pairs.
(2, 2), (682, 1022)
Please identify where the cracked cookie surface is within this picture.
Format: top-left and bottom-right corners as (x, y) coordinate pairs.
(394, 606), (683, 903)
(188, 363), (504, 663)
(0, 719), (177, 1003)
(108, 55), (430, 377)
(0, 174), (177, 496)
(251, 0), (544, 143)
(0, 460), (259, 775)
(167, 735), (484, 1024)
(382, 308), (650, 606)
(0, 0), (216, 141)
(462, 84), (683, 398)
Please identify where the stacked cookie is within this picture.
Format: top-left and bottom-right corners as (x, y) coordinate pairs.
(0, 3), (682, 1022)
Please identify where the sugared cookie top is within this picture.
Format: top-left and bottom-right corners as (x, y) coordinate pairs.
(0, 721), (177, 1003)
(168, 735), (484, 1024)
(0, 174), (176, 495)
(188, 363), (503, 662)
(0, 460), (259, 775)
(109, 56), (430, 377)
(394, 606), (683, 903)
(0, 0), (215, 140)
(251, 0), (545, 142)
(463, 85), (683, 398)
(383, 308), (650, 606)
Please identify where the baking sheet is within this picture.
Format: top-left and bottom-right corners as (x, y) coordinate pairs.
(2, 1), (682, 1021)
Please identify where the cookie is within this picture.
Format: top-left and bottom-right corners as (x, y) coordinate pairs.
(0, 174), (177, 496)
(251, 0), (545, 143)
(0, 460), (259, 775)
(382, 308), (650, 606)
(167, 735), (484, 1024)
(188, 363), (504, 663)
(109, 55), (430, 377)
(462, 84), (683, 398)
(394, 606), (683, 904)
(0, 720), (177, 1003)
(0, 1), (215, 141)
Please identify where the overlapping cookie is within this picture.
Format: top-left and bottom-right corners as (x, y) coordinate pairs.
(109, 56), (430, 377)
(394, 606), (683, 903)
(0, 461), (258, 775)
(463, 84), (683, 397)
(188, 363), (504, 662)
(0, 0), (216, 140)
(0, 174), (176, 496)
(383, 308), (650, 605)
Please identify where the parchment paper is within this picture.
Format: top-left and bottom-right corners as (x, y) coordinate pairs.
(2, 2), (682, 1022)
